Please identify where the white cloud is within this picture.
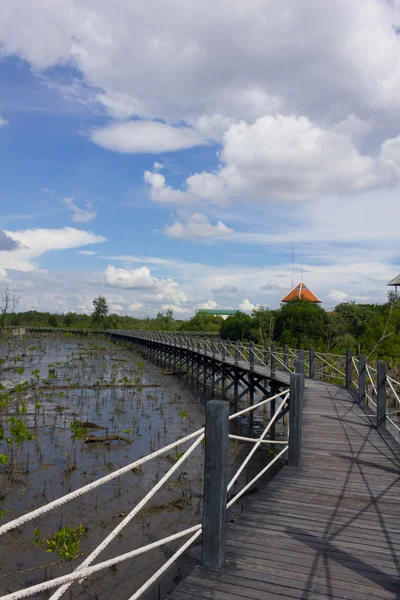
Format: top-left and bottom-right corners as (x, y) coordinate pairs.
(0, 269), (7, 279)
(3, 0), (400, 130)
(0, 227), (106, 271)
(211, 284), (239, 296)
(328, 289), (349, 303)
(63, 197), (96, 223)
(103, 265), (187, 306)
(199, 300), (218, 309)
(89, 120), (208, 154)
(149, 115), (399, 204)
(144, 170), (192, 203)
(129, 302), (143, 312)
(165, 213), (234, 241)
(77, 250), (98, 255)
(240, 298), (259, 313)
(0, 115), (8, 127)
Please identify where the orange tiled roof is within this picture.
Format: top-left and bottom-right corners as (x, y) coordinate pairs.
(281, 282), (321, 303)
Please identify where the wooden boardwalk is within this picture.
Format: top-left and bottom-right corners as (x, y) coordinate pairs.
(169, 380), (400, 600)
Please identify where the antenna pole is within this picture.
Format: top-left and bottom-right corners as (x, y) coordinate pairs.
(291, 245), (294, 289)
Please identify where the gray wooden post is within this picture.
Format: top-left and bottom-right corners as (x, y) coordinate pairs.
(202, 400), (229, 569)
(264, 342), (269, 367)
(212, 339), (216, 358)
(289, 372), (303, 467)
(249, 341), (254, 372)
(235, 342), (239, 366)
(284, 344), (289, 370)
(297, 349), (305, 362)
(345, 349), (352, 389)
(358, 354), (366, 404)
(295, 357), (305, 390)
(376, 360), (387, 429)
(309, 348), (315, 379)
(271, 345), (276, 377)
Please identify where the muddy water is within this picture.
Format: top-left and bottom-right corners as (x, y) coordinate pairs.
(0, 334), (286, 599)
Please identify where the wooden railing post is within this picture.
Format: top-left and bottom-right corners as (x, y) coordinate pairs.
(345, 349), (352, 389)
(284, 344), (289, 370)
(358, 354), (366, 404)
(376, 360), (387, 429)
(202, 400), (229, 569)
(271, 345), (276, 377)
(309, 348), (315, 379)
(264, 342), (269, 367)
(235, 342), (239, 366)
(289, 372), (303, 467)
(249, 341), (254, 372)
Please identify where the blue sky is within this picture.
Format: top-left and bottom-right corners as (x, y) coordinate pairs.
(1, 0), (400, 317)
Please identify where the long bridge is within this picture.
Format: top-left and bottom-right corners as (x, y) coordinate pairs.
(1, 329), (399, 600)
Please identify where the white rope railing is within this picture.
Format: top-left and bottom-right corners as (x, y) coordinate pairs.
(0, 428), (204, 536)
(227, 392), (289, 492)
(0, 527), (202, 600)
(386, 376), (400, 432)
(0, 381), (290, 600)
(314, 352), (346, 379)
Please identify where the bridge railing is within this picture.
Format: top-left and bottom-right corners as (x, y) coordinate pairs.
(22, 327), (400, 437)
(0, 377), (296, 600)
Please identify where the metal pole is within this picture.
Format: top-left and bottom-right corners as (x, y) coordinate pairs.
(376, 360), (387, 429)
(358, 354), (366, 404)
(202, 400), (229, 569)
(289, 372), (303, 467)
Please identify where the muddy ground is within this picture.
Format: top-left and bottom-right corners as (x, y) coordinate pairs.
(0, 333), (287, 599)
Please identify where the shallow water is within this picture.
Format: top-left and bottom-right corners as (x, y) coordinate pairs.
(0, 333), (286, 599)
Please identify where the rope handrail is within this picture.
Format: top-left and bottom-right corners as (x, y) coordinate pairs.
(314, 352), (346, 378)
(386, 377), (400, 407)
(0, 527), (202, 600)
(0, 428), (204, 536)
(366, 364), (377, 395)
(227, 392), (289, 491)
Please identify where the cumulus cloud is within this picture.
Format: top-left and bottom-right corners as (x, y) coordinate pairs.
(239, 299), (259, 313)
(3, 0), (400, 130)
(328, 289), (349, 303)
(89, 120), (208, 154)
(0, 227), (106, 271)
(0, 115), (8, 127)
(147, 115), (399, 204)
(211, 284), (239, 296)
(0, 229), (21, 251)
(199, 300), (218, 309)
(64, 197), (96, 223)
(103, 265), (187, 306)
(165, 213), (234, 241)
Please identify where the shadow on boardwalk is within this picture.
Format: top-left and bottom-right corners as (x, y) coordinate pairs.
(168, 381), (400, 600)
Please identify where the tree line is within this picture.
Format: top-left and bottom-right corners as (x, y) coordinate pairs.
(2, 294), (400, 366)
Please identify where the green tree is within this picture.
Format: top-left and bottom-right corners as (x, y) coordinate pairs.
(48, 315), (58, 328)
(275, 299), (328, 349)
(220, 311), (254, 341)
(92, 296), (108, 324)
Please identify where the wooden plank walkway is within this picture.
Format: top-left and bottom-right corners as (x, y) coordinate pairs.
(168, 380), (400, 599)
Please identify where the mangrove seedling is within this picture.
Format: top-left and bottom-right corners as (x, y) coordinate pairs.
(70, 421), (88, 440)
(0, 453), (8, 465)
(0, 509), (11, 520)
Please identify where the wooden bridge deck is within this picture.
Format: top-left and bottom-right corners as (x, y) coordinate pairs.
(169, 380), (400, 600)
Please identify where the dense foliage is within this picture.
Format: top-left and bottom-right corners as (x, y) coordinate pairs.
(2, 296), (400, 365)
(220, 299), (400, 365)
